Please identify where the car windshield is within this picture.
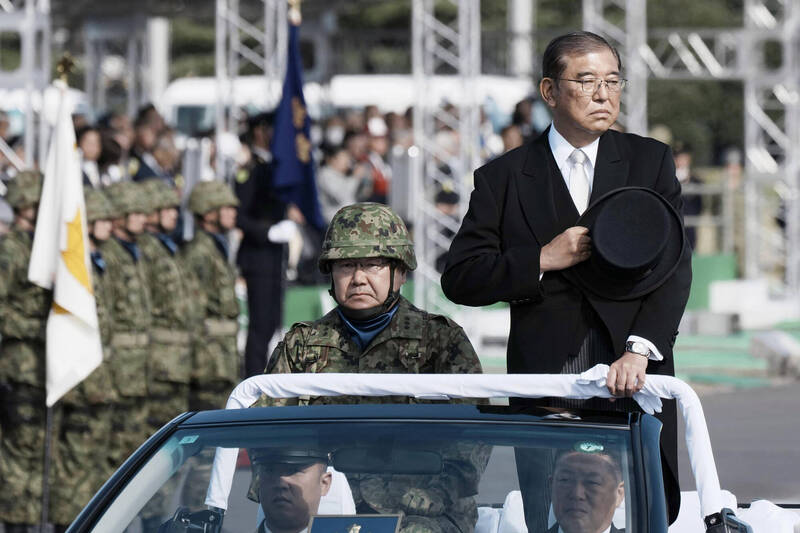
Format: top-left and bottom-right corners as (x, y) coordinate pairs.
(87, 412), (638, 533)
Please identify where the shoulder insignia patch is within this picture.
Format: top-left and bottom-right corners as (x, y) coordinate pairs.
(128, 158), (140, 176)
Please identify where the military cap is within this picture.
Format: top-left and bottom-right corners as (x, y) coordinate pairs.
(105, 181), (150, 215)
(140, 179), (180, 212)
(249, 447), (330, 466)
(318, 202), (416, 273)
(84, 187), (115, 222)
(188, 180), (239, 215)
(5, 170), (43, 210)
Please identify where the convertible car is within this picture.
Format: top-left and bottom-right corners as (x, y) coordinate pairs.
(66, 369), (796, 533)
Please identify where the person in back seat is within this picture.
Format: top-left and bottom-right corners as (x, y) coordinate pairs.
(549, 443), (625, 533)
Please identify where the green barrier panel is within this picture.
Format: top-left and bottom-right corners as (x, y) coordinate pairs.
(686, 253), (737, 310)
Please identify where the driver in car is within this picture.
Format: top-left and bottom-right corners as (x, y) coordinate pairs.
(253, 203), (489, 533)
(549, 443), (625, 533)
(250, 447), (333, 533)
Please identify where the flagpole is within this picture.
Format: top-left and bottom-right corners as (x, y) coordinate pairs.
(39, 52), (74, 533)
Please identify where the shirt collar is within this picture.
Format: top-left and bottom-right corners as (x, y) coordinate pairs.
(558, 527), (611, 533)
(548, 122), (600, 172)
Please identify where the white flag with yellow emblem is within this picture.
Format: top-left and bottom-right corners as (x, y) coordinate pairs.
(28, 80), (102, 406)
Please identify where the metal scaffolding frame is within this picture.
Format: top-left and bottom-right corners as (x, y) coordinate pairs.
(410, 0), (481, 315)
(582, 0), (648, 136)
(583, 1), (800, 299)
(0, 0), (51, 169)
(214, 0), (287, 175)
(84, 16), (151, 119)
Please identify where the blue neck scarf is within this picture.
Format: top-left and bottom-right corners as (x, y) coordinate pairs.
(156, 232), (178, 255)
(209, 231), (229, 259)
(336, 304), (400, 351)
(117, 237), (141, 262)
(91, 251), (106, 274)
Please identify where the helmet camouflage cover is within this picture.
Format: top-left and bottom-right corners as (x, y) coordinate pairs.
(84, 187), (115, 222)
(140, 179), (180, 212)
(5, 170), (43, 210)
(105, 181), (150, 215)
(318, 202), (416, 273)
(188, 180), (239, 215)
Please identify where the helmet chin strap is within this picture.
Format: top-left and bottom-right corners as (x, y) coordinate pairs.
(331, 263), (402, 321)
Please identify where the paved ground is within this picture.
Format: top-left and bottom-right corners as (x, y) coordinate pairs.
(677, 383), (800, 503)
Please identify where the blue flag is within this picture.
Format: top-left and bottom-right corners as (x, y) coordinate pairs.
(271, 22), (325, 230)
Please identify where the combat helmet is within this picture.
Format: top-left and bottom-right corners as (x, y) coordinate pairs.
(188, 180), (239, 215)
(5, 170), (43, 210)
(84, 187), (115, 222)
(140, 179), (180, 212)
(318, 202), (416, 274)
(105, 181), (150, 215)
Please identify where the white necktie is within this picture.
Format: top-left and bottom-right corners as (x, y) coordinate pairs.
(568, 148), (590, 215)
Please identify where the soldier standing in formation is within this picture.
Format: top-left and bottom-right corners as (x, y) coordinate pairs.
(50, 188), (119, 530)
(183, 181), (241, 411)
(101, 181), (152, 468)
(138, 180), (199, 431)
(255, 203), (487, 533)
(0, 171), (52, 533)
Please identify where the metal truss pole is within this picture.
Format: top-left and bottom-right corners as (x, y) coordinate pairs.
(84, 16), (149, 119)
(411, 0), (481, 314)
(582, 0), (647, 135)
(215, 0), (287, 176)
(0, 0), (50, 169)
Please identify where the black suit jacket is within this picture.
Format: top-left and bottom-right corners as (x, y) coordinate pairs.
(442, 128), (692, 377)
(235, 154), (288, 276)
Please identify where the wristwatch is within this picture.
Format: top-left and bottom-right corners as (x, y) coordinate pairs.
(625, 340), (653, 359)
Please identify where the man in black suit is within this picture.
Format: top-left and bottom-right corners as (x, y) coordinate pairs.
(548, 447), (625, 533)
(236, 112), (304, 377)
(441, 31), (691, 525)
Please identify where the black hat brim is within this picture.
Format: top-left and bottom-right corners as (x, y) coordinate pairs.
(563, 186), (686, 301)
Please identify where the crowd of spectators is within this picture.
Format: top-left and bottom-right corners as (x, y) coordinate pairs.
(0, 95), (548, 271)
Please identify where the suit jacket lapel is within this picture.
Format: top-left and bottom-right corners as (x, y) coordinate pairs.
(589, 131), (629, 205)
(519, 128), (580, 245)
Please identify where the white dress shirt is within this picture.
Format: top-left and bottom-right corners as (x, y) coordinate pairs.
(545, 123), (663, 362)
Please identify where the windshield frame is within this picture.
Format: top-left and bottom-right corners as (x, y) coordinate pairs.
(68, 404), (657, 533)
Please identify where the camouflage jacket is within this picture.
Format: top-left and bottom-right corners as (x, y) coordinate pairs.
(0, 227), (52, 385)
(100, 237), (151, 335)
(181, 230), (239, 323)
(181, 230), (239, 384)
(262, 296), (482, 404)
(139, 232), (201, 333)
(99, 236), (151, 397)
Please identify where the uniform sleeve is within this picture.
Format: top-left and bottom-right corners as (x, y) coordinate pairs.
(0, 241), (46, 339)
(250, 327), (308, 407)
(441, 168), (544, 306)
(431, 320), (483, 375)
(628, 144), (692, 357)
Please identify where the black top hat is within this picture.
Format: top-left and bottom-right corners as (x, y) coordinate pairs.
(564, 187), (686, 301)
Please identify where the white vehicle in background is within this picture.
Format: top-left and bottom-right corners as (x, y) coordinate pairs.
(158, 74), (534, 137)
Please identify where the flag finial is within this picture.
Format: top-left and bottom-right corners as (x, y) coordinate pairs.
(56, 53), (75, 83)
(288, 0), (301, 26)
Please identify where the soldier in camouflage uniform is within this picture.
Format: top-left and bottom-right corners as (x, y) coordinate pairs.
(50, 188), (119, 528)
(253, 203), (487, 533)
(138, 180), (200, 431)
(0, 171), (51, 532)
(100, 181), (152, 469)
(182, 181), (240, 411)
